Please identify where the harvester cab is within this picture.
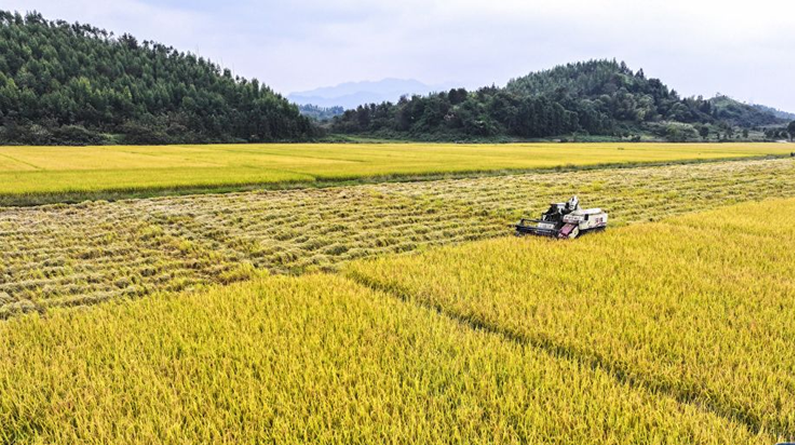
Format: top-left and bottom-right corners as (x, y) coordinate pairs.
(514, 196), (607, 239)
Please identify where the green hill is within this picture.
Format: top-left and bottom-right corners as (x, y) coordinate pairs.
(751, 104), (795, 121)
(331, 60), (788, 141)
(506, 60), (711, 125)
(0, 11), (314, 145)
(709, 95), (788, 127)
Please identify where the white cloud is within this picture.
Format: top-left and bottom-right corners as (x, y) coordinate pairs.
(3, 0), (794, 110)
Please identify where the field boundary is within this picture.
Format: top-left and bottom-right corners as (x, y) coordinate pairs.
(2, 154), (789, 207)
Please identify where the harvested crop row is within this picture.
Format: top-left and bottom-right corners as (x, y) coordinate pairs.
(345, 198), (795, 438)
(373, 157), (795, 226)
(0, 274), (769, 444)
(2, 158), (794, 317)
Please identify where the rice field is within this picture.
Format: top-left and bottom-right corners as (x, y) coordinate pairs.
(346, 198), (795, 439)
(3, 145), (795, 444)
(0, 274), (771, 444)
(2, 157), (794, 318)
(0, 142), (791, 203)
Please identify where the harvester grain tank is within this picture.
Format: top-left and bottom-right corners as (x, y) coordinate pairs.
(513, 196), (607, 239)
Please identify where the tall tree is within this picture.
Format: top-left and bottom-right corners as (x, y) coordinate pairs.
(698, 125), (710, 141)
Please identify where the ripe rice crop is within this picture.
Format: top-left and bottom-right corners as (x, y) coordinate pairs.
(2, 158), (795, 318)
(346, 198), (795, 439)
(0, 142), (791, 203)
(0, 274), (770, 444)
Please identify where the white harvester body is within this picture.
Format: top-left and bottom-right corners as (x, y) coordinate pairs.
(563, 208), (608, 231)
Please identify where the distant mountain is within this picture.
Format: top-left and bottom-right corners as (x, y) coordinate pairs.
(288, 78), (458, 109)
(297, 104), (345, 121)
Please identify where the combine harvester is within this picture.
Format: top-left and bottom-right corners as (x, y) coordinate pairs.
(514, 196), (607, 239)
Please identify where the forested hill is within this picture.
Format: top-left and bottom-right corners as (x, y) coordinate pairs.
(331, 60), (789, 141)
(0, 11), (314, 145)
(709, 96), (791, 127)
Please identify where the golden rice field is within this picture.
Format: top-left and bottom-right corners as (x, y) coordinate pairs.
(2, 157), (795, 318)
(346, 198), (795, 440)
(0, 274), (771, 444)
(0, 142), (791, 203)
(3, 144), (795, 444)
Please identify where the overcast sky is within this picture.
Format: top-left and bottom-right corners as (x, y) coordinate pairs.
(3, 0), (794, 110)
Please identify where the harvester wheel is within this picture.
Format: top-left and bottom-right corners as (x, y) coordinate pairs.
(568, 227), (580, 239)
